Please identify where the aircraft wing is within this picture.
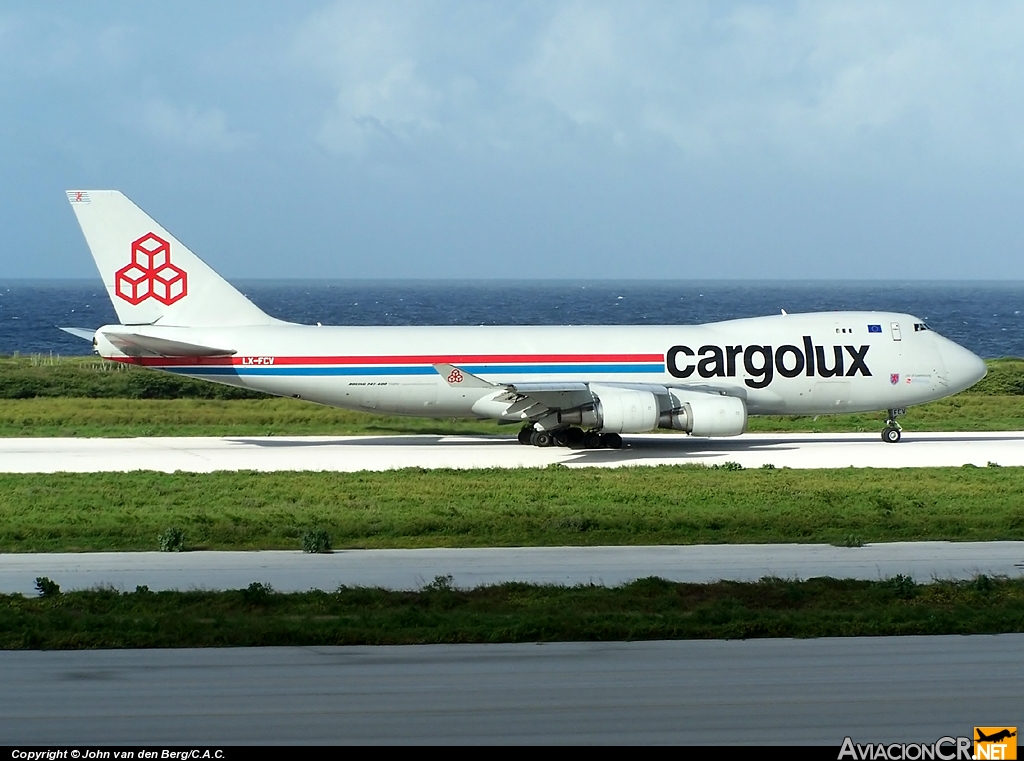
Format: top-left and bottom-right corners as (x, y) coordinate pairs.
(434, 364), (593, 413)
(434, 363), (748, 423)
(489, 383), (592, 419)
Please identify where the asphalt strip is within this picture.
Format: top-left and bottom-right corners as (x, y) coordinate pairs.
(2, 542), (1022, 594)
(4, 636), (1022, 744)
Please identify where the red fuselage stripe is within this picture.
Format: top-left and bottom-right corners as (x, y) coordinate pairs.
(115, 353), (664, 367)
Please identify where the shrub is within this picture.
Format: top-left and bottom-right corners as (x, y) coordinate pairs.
(888, 574), (917, 599)
(711, 461), (744, 471)
(34, 577), (60, 598)
(242, 581), (273, 605)
(301, 529), (332, 554)
(158, 527), (186, 552)
(422, 574), (455, 593)
(972, 574), (994, 593)
(834, 534), (865, 548)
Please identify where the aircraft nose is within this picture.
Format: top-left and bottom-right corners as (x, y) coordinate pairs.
(935, 336), (987, 394)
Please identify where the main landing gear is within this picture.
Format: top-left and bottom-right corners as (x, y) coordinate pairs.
(881, 408), (904, 443)
(518, 425), (623, 449)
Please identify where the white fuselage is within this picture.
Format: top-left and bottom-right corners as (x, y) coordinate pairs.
(95, 311), (987, 420)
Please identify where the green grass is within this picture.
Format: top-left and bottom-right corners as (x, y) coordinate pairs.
(0, 397), (508, 437)
(0, 354), (266, 399)
(0, 356), (1021, 437)
(2, 466), (1022, 552)
(5, 575), (1022, 649)
(967, 358), (1024, 395)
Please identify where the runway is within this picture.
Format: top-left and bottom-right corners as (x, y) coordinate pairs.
(2, 636), (1020, 744)
(2, 430), (1024, 472)
(2, 542), (1021, 594)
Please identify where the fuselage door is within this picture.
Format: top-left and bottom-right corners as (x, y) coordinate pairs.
(890, 322), (902, 341)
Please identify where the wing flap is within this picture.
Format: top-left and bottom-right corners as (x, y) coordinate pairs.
(506, 388), (594, 410)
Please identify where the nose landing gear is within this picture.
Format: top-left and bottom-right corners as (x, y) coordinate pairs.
(881, 408), (905, 443)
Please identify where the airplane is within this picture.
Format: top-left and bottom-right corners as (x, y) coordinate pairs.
(977, 730), (1016, 743)
(61, 190), (988, 449)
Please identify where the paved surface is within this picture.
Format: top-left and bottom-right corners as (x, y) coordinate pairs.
(3, 542), (1021, 594)
(2, 636), (1021, 745)
(2, 431), (1024, 472)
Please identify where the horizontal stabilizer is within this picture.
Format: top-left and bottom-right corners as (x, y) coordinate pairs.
(58, 327), (96, 341)
(101, 330), (236, 358)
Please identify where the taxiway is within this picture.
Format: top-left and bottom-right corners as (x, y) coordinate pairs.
(3, 636), (1020, 744)
(2, 542), (1021, 594)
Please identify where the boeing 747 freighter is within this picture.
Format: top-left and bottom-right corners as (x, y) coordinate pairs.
(62, 190), (987, 449)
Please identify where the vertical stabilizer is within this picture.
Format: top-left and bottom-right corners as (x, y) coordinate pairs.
(66, 190), (278, 327)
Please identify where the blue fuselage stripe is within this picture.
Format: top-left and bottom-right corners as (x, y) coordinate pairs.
(162, 363), (666, 377)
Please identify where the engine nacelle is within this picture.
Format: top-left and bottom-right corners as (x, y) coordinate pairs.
(660, 391), (747, 437)
(589, 383), (660, 433)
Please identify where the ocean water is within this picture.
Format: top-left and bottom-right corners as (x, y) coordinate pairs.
(0, 279), (1022, 359)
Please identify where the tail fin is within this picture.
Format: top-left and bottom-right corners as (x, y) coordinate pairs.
(66, 190), (278, 327)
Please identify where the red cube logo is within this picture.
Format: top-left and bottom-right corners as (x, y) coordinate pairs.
(131, 233), (170, 270)
(151, 263), (187, 305)
(114, 233), (188, 305)
(114, 264), (152, 305)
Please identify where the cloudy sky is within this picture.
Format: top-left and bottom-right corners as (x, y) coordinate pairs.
(2, 1), (1023, 280)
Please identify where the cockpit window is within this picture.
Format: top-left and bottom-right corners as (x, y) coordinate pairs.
(913, 323), (930, 332)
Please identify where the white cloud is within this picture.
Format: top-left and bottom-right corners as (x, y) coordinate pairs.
(292, 1), (1024, 174)
(138, 99), (253, 151)
(514, 2), (1024, 171)
(294, 2), (447, 155)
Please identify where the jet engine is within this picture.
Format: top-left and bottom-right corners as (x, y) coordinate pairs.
(588, 383), (660, 433)
(586, 384), (747, 436)
(659, 390), (747, 437)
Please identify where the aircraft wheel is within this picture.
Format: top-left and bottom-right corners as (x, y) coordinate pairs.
(566, 427), (585, 447)
(518, 427), (534, 445)
(552, 429), (570, 447)
(882, 426), (902, 444)
(531, 430), (554, 448)
(583, 431), (603, 449)
(601, 432), (623, 449)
